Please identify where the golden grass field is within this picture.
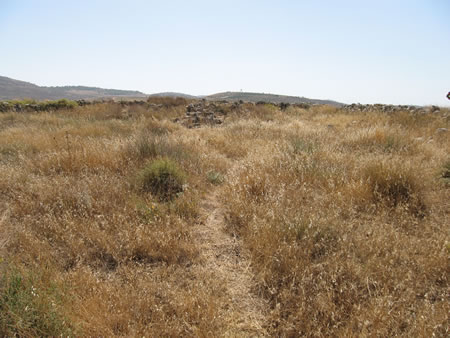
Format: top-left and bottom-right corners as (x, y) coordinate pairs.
(0, 98), (448, 336)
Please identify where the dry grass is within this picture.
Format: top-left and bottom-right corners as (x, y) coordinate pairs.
(0, 101), (448, 336)
(221, 106), (449, 336)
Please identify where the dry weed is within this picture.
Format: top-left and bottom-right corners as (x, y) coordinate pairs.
(0, 101), (448, 336)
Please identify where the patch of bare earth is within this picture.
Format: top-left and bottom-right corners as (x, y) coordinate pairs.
(191, 188), (268, 336)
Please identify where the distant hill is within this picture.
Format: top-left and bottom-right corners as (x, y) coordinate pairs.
(205, 91), (343, 106)
(148, 92), (198, 99)
(0, 76), (147, 100)
(1, 76), (343, 106)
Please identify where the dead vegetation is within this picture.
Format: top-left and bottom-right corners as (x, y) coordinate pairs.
(0, 98), (448, 336)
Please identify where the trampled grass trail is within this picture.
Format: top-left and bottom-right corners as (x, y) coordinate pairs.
(191, 186), (268, 336)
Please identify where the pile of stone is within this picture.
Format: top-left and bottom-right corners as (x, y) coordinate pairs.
(0, 102), (11, 112)
(342, 103), (440, 114)
(174, 101), (226, 128)
(75, 99), (90, 106)
(0, 102), (41, 112)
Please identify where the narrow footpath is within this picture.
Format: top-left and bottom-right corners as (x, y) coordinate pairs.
(191, 188), (268, 336)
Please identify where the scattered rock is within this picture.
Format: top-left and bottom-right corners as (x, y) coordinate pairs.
(342, 103), (432, 114)
(0, 102), (10, 112)
(431, 105), (440, 113)
(76, 99), (89, 106)
(436, 128), (448, 134)
(175, 102), (226, 128)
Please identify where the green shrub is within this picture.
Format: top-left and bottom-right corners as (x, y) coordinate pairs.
(45, 99), (78, 110)
(137, 158), (186, 201)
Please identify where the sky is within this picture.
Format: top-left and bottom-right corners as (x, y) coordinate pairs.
(1, 0), (449, 106)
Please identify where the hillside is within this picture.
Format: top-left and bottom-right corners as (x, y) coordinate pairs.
(206, 91), (343, 106)
(148, 91), (344, 106)
(0, 76), (147, 100)
(148, 92), (198, 99)
(1, 76), (344, 105)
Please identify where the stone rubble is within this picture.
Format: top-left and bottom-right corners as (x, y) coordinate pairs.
(341, 103), (441, 114)
(174, 101), (226, 128)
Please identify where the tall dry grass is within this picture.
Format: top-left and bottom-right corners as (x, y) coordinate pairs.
(0, 101), (227, 336)
(0, 101), (448, 336)
(221, 106), (449, 336)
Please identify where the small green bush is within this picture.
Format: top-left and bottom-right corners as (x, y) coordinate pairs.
(137, 158), (186, 201)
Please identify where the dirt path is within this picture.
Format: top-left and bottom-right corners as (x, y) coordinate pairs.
(191, 188), (268, 336)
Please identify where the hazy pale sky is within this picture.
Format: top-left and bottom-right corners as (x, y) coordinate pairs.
(1, 0), (449, 105)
